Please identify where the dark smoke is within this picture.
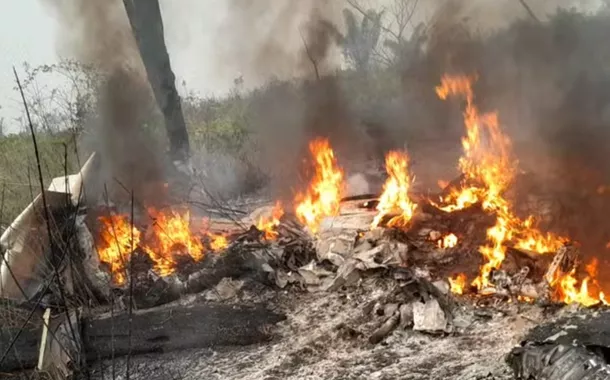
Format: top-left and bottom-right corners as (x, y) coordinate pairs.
(372, 1), (610, 262)
(213, 0), (378, 201)
(41, 0), (167, 207)
(217, 0), (344, 84)
(218, 0), (610, 255)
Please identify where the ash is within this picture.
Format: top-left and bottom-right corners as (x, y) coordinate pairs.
(95, 278), (551, 380)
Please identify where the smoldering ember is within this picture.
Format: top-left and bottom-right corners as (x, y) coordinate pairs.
(7, 1), (610, 380)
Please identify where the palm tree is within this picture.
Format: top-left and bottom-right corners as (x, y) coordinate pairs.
(383, 22), (426, 66)
(339, 8), (383, 71)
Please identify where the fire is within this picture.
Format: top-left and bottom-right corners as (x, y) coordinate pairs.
(256, 201), (284, 240)
(97, 214), (141, 285)
(142, 208), (205, 277)
(449, 273), (467, 295)
(437, 179), (450, 189)
(438, 233), (458, 249)
(435, 186), (484, 212)
(295, 138), (345, 233)
(550, 258), (608, 306)
(372, 151), (418, 228)
(436, 74), (566, 290)
(518, 295), (534, 303)
(97, 207), (217, 284)
(208, 233), (229, 251)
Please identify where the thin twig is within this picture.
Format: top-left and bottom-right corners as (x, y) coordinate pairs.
(347, 0), (398, 40)
(103, 184), (129, 282)
(299, 28), (320, 80)
(11, 67), (81, 369)
(0, 245), (75, 367)
(26, 164), (34, 203)
(126, 190), (134, 380)
(111, 291), (116, 380)
(518, 0), (540, 23)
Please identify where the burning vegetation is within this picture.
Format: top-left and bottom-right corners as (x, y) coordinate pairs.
(96, 74), (610, 307)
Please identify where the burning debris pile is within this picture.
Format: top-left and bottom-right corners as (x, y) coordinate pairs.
(90, 74), (608, 310)
(95, 207), (228, 285)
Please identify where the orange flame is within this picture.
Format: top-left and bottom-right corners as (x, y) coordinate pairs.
(436, 74), (567, 290)
(295, 138), (345, 233)
(97, 207), (230, 284)
(449, 273), (467, 295)
(438, 233), (458, 249)
(550, 258), (608, 306)
(518, 295), (534, 303)
(208, 233), (229, 251)
(97, 214), (141, 285)
(142, 208), (205, 277)
(437, 179), (450, 189)
(372, 151), (418, 228)
(256, 201), (284, 240)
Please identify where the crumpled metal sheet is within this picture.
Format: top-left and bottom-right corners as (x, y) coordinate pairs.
(507, 343), (610, 379)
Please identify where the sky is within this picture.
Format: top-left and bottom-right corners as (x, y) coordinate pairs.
(0, 0), (58, 129)
(0, 0), (605, 133)
(0, 0), (234, 133)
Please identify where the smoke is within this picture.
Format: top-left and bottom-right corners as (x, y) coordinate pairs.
(216, 0), (344, 85)
(41, 0), (166, 206)
(387, 0), (610, 256)
(198, 0), (367, 201)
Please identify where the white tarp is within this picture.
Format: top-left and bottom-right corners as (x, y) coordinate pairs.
(0, 153), (98, 301)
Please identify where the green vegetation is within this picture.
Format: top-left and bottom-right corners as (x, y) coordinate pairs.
(2, 4), (610, 221)
(0, 132), (79, 224)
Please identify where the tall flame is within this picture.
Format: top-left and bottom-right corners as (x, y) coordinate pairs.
(372, 151), (418, 228)
(97, 214), (141, 285)
(295, 138), (345, 233)
(436, 74), (566, 289)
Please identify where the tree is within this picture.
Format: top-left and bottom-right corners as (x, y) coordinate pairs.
(343, 0), (422, 68)
(339, 8), (383, 71)
(123, 0), (191, 164)
(383, 22), (426, 67)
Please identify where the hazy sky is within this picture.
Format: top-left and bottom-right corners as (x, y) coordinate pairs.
(0, 0), (58, 129)
(0, 0), (234, 133)
(0, 0), (604, 133)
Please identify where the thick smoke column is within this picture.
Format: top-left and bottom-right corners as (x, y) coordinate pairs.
(41, 0), (167, 206)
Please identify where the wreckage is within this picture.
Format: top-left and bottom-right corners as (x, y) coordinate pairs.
(4, 2), (610, 380)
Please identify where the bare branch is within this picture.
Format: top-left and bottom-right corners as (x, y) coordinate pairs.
(299, 29), (320, 80)
(518, 0), (540, 23)
(347, 0), (400, 40)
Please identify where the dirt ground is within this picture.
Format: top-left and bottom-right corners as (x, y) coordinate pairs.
(94, 275), (558, 380)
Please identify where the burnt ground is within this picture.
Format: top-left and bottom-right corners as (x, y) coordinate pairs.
(88, 275), (573, 380)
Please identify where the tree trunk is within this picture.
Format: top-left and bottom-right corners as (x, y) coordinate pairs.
(122, 0), (190, 163)
(0, 302), (285, 373)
